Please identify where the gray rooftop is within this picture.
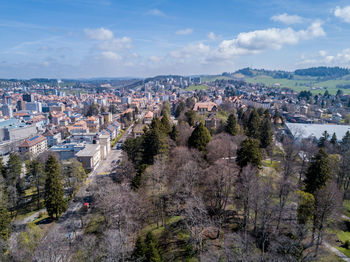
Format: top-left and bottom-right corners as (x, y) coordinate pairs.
(286, 123), (350, 140)
(75, 144), (100, 157)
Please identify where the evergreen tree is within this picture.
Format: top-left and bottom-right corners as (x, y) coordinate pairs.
(169, 125), (179, 142)
(318, 131), (329, 148)
(225, 113), (238, 136)
(0, 183), (11, 242)
(246, 109), (261, 139)
(185, 110), (197, 127)
(341, 131), (350, 150)
(188, 122), (211, 152)
(259, 116), (272, 148)
(132, 236), (147, 261)
(146, 241), (162, 262)
(236, 138), (262, 169)
(175, 101), (185, 118)
(143, 122), (167, 165)
(304, 149), (330, 194)
(145, 232), (162, 262)
(44, 155), (67, 219)
(28, 159), (44, 210)
(330, 132), (338, 145)
(4, 153), (24, 211)
(160, 113), (172, 134)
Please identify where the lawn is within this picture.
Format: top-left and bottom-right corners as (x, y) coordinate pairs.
(185, 84), (210, 91)
(245, 75), (350, 95)
(344, 200), (350, 218)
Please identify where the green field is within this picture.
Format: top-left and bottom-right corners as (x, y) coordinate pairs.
(245, 75), (350, 95)
(185, 84), (210, 91)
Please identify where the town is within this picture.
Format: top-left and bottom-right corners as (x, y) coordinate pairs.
(2, 68), (350, 260)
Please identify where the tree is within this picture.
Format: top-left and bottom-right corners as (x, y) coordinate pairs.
(188, 122), (212, 152)
(44, 155), (67, 218)
(109, 104), (117, 114)
(246, 109), (261, 139)
(28, 159), (44, 210)
(175, 100), (185, 118)
(259, 116), (272, 148)
(132, 236), (147, 261)
(143, 124), (168, 165)
(63, 159), (87, 198)
(0, 184), (10, 242)
(169, 124), (179, 142)
(330, 132), (337, 145)
(225, 113), (238, 136)
(236, 138), (262, 169)
(304, 148), (330, 194)
(160, 113), (171, 134)
(318, 131), (329, 148)
(185, 110), (197, 127)
(297, 191), (315, 225)
(3, 153), (23, 212)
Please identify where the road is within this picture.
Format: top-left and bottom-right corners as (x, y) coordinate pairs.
(31, 126), (133, 259)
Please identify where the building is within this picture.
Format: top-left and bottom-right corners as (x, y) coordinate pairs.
(19, 135), (48, 156)
(132, 124), (146, 138)
(193, 102), (218, 114)
(76, 144), (101, 171)
(86, 116), (100, 132)
(22, 93), (34, 102)
(43, 130), (62, 147)
(143, 111), (154, 124)
(98, 134), (111, 159)
(26, 102), (42, 113)
(2, 104), (13, 118)
(50, 143), (85, 160)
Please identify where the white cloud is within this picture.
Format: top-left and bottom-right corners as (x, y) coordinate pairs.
(170, 43), (210, 59)
(99, 36), (132, 51)
(271, 13), (304, 24)
(334, 6), (350, 23)
(213, 21), (325, 59)
(101, 51), (122, 61)
(84, 27), (114, 40)
(147, 9), (165, 17)
(148, 55), (162, 63)
(208, 32), (218, 40)
(176, 28), (194, 35)
(319, 50), (327, 57)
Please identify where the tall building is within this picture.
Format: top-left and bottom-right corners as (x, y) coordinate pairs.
(26, 102), (42, 112)
(2, 104), (13, 118)
(16, 99), (25, 111)
(23, 93), (34, 102)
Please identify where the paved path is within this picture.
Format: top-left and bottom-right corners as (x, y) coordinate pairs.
(33, 127), (131, 260)
(324, 241), (350, 262)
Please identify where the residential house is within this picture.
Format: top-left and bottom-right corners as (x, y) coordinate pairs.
(19, 135), (48, 156)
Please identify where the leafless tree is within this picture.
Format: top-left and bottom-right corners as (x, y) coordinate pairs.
(182, 195), (211, 262)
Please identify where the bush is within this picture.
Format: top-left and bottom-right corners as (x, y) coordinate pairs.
(343, 240), (350, 249)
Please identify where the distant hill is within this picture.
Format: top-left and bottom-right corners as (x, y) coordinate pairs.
(294, 67), (350, 78)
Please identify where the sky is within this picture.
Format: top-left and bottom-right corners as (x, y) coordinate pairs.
(1, 0), (350, 79)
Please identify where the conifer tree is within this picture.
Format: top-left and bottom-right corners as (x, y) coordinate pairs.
(236, 138), (262, 169)
(132, 236), (147, 261)
(330, 132), (337, 145)
(246, 109), (261, 139)
(169, 124), (179, 142)
(28, 159), (44, 210)
(188, 122), (211, 152)
(304, 148), (330, 194)
(44, 155), (67, 219)
(259, 116), (272, 148)
(225, 113), (238, 136)
(0, 182), (11, 242)
(160, 113), (172, 134)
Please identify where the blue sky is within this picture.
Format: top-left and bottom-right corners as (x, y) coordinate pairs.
(1, 0), (350, 78)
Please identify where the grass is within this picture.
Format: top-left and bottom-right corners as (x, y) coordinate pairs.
(25, 187), (37, 197)
(245, 75), (350, 95)
(344, 200), (350, 218)
(262, 159), (281, 172)
(142, 216), (182, 236)
(336, 246), (350, 258)
(185, 84), (210, 91)
(111, 129), (125, 147)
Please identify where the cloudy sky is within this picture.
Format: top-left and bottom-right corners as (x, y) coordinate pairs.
(1, 0), (350, 78)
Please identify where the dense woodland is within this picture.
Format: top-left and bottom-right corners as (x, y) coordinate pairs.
(1, 99), (350, 261)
